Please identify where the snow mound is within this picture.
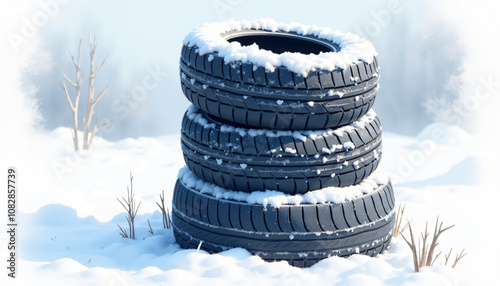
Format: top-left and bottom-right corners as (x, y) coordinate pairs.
(16, 239), (461, 286)
(14, 126), (484, 285)
(416, 122), (472, 145)
(382, 124), (478, 185)
(183, 18), (377, 76)
(18, 127), (184, 222)
(177, 166), (389, 207)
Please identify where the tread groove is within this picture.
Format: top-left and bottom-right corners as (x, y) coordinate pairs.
(316, 206), (326, 231)
(301, 207), (309, 232)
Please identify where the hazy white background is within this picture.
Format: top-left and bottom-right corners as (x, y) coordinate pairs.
(1, 0), (499, 234)
(1, 0), (481, 138)
(2, 0), (499, 183)
(1, 1), (500, 285)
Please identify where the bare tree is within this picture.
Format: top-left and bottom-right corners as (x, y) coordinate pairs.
(62, 33), (113, 151)
(61, 40), (85, 151)
(83, 33), (113, 150)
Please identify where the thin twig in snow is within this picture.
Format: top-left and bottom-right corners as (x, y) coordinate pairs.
(117, 173), (141, 239)
(452, 249), (467, 268)
(147, 219), (154, 235)
(117, 224), (128, 238)
(156, 190), (171, 229)
(401, 216), (460, 272)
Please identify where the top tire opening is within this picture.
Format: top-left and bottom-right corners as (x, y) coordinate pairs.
(224, 30), (339, 55)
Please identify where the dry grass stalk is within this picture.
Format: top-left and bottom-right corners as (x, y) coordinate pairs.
(401, 216), (457, 272)
(401, 219), (420, 272)
(147, 219), (154, 235)
(117, 173), (141, 239)
(117, 224), (128, 238)
(452, 249), (467, 268)
(418, 221), (430, 268)
(444, 248), (453, 266)
(426, 216), (454, 265)
(445, 248), (467, 268)
(156, 190), (172, 229)
(393, 204), (411, 237)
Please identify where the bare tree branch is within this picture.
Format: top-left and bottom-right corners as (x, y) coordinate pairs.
(94, 55), (109, 77)
(92, 85), (109, 106)
(69, 50), (78, 67)
(87, 109), (115, 150)
(61, 39), (83, 151)
(68, 40), (81, 67)
(61, 82), (75, 111)
(63, 74), (77, 87)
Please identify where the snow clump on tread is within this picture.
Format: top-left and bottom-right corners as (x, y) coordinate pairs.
(183, 18), (378, 76)
(186, 105), (378, 142)
(177, 166), (389, 208)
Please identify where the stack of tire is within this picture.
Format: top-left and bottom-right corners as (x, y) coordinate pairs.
(172, 19), (396, 267)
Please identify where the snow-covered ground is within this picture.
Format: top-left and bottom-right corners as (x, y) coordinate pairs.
(2, 0), (500, 285)
(0, 123), (496, 286)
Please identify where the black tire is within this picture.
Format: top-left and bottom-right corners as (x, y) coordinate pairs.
(180, 29), (380, 130)
(172, 176), (396, 268)
(181, 106), (383, 194)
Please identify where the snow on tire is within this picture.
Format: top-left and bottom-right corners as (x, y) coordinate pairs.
(180, 19), (380, 130)
(181, 106), (383, 194)
(172, 169), (396, 268)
